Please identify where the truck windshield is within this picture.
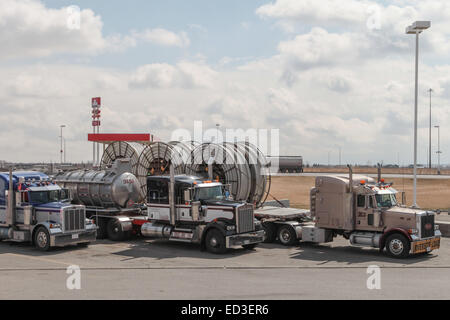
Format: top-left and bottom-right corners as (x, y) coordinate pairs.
(194, 186), (225, 201)
(375, 193), (398, 208)
(30, 190), (61, 204)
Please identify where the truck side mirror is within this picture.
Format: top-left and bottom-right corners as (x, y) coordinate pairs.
(184, 189), (191, 202)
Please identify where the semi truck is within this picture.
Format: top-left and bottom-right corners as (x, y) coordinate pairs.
(137, 166), (265, 254)
(0, 169), (97, 251)
(258, 166), (441, 258)
(54, 159), (146, 241)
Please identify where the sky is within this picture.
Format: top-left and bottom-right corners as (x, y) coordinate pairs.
(0, 0), (449, 166)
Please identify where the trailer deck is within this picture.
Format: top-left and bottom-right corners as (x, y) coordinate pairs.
(254, 206), (311, 221)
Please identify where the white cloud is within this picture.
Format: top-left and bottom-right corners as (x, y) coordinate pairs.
(133, 28), (190, 47)
(129, 61), (217, 89)
(0, 0), (190, 59)
(256, 0), (366, 25)
(0, 0), (106, 58)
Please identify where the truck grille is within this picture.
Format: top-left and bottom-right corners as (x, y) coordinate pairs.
(236, 204), (254, 234)
(63, 207), (86, 232)
(421, 214), (435, 238)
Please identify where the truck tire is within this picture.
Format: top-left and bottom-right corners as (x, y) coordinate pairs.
(107, 219), (125, 241)
(34, 227), (51, 251)
(205, 229), (227, 254)
(262, 222), (276, 243)
(277, 225), (297, 246)
(385, 233), (410, 258)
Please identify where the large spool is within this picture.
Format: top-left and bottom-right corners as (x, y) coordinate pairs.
(185, 142), (252, 201)
(136, 142), (186, 198)
(168, 140), (200, 171)
(235, 141), (271, 207)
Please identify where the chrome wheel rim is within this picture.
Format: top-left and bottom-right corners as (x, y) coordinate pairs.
(210, 237), (218, 247)
(280, 229), (291, 243)
(37, 231), (48, 248)
(389, 239), (404, 255)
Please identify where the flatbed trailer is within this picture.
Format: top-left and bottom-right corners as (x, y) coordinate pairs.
(254, 206), (311, 245)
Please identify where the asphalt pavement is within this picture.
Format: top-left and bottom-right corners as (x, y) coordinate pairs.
(1, 237), (449, 299)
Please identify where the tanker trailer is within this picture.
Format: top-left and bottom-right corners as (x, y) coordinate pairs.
(54, 158), (146, 241)
(267, 156), (303, 173)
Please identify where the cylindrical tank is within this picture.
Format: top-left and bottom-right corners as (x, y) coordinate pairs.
(268, 156), (303, 173)
(55, 160), (141, 208)
(101, 141), (147, 200)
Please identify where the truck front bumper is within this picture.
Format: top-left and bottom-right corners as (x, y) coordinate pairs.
(226, 230), (265, 248)
(411, 231), (441, 254)
(50, 230), (97, 247)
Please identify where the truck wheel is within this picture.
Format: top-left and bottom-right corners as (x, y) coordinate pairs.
(34, 227), (51, 251)
(262, 222), (276, 243)
(107, 219), (125, 241)
(205, 229), (227, 254)
(385, 233), (410, 258)
(278, 225), (297, 246)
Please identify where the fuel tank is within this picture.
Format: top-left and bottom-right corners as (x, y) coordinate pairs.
(55, 159), (140, 208)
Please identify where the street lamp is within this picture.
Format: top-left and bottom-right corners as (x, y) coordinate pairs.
(406, 20), (431, 208)
(59, 125), (66, 164)
(434, 125), (442, 175)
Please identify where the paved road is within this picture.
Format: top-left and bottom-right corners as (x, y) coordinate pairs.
(275, 173), (450, 179)
(1, 237), (449, 299)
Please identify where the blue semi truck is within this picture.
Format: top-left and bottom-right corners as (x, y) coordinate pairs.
(0, 169), (97, 251)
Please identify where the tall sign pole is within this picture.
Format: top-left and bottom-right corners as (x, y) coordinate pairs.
(92, 97), (101, 166)
(428, 88), (433, 169)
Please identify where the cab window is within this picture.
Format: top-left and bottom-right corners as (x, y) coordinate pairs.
(147, 179), (169, 204)
(357, 195), (365, 207)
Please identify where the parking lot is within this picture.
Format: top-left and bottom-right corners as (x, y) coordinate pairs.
(1, 237), (450, 299)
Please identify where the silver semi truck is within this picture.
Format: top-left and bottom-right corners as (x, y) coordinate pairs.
(0, 169), (97, 251)
(258, 166), (441, 258)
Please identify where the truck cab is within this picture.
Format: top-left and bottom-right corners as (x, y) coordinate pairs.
(142, 175), (265, 253)
(311, 172), (441, 258)
(0, 171), (97, 251)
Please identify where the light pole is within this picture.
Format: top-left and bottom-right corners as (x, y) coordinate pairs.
(406, 21), (431, 208)
(435, 125), (441, 175)
(216, 123), (220, 143)
(59, 125), (66, 164)
(428, 88), (433, 169)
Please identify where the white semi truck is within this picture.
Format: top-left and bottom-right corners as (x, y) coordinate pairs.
(0, 169), (97, 251)
(138, 166), (265, 254)
(257, 166), (441, 258)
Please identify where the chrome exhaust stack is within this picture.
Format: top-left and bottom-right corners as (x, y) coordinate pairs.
(169, 163), (176, 226)
(347, 164), (353, 193)
(377, 163), (382, 183)
(6, 168), (15, 226)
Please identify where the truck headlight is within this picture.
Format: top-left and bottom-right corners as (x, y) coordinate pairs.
(226, 225), (236, 231)
(407, 228), (418, 235)
(49, 223), (61, 229)
(85, 218), (94, 225)
(435, 225), (439, 231)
